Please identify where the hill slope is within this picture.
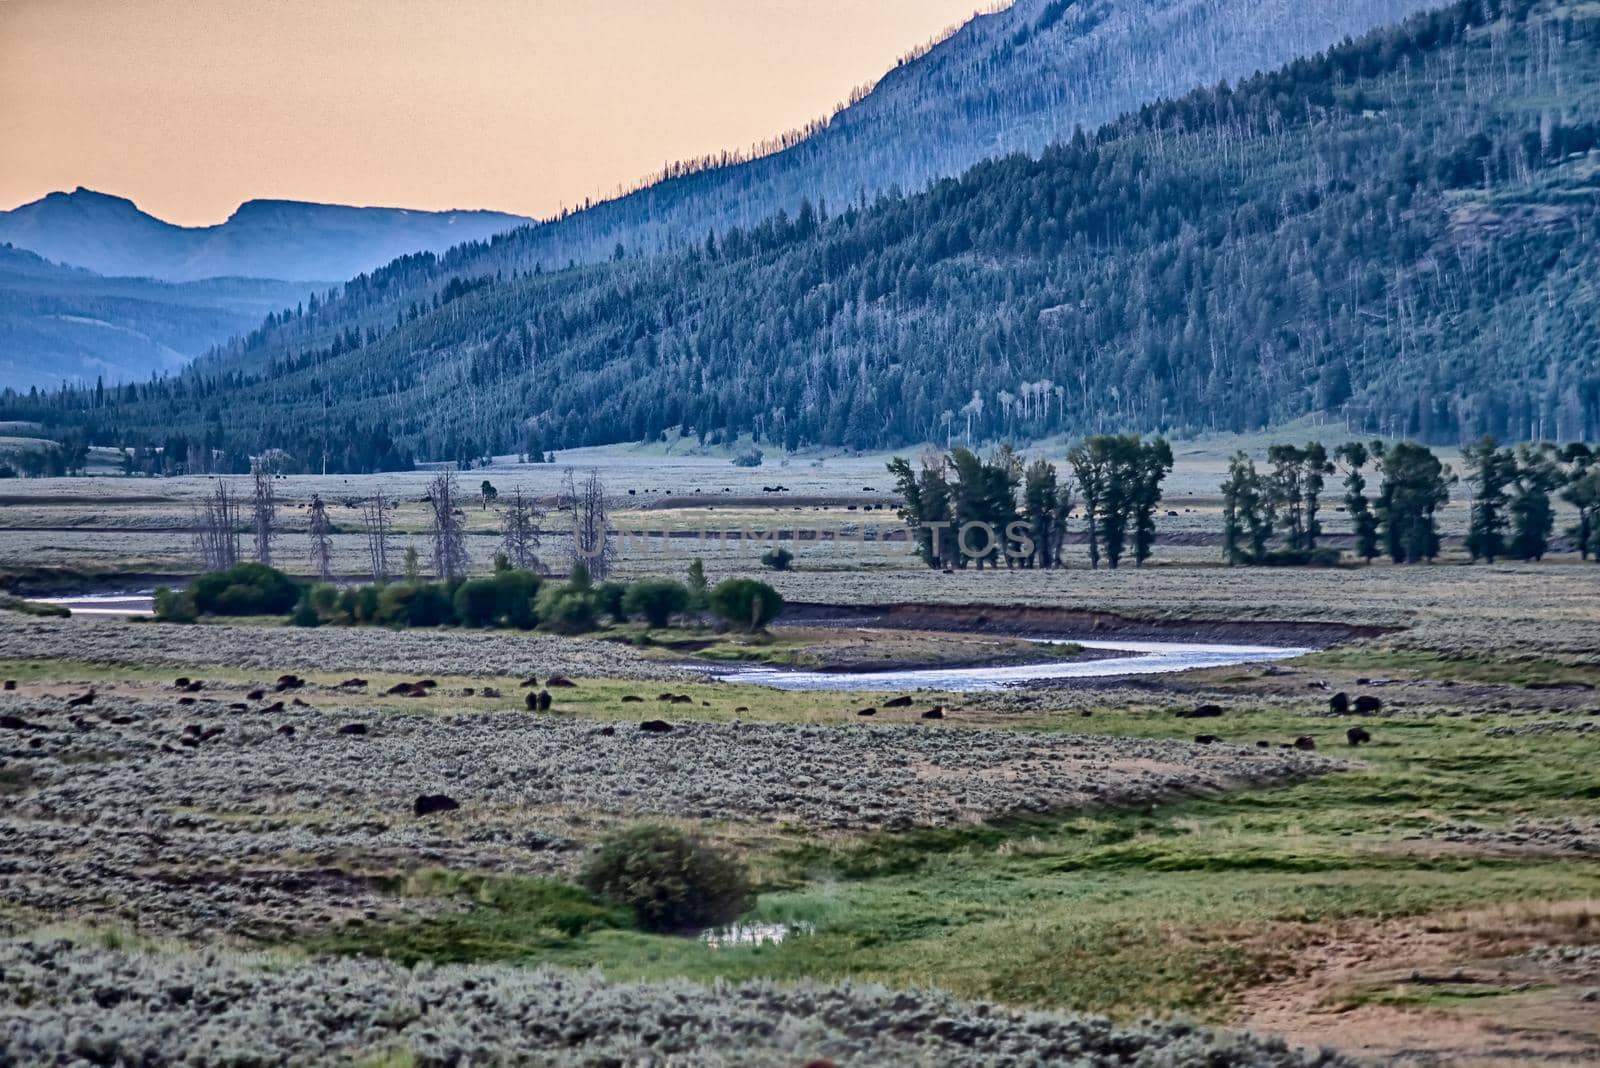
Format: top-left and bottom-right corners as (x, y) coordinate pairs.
(0, 246), (319, 390)
(458, 0), (1450, 269)
(11, 0), (1599, 471)
(0, 189), (530, 283)
(168, 0), (1447, 379)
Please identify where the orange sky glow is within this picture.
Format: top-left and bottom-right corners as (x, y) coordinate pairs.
(0, 0), (988, 226)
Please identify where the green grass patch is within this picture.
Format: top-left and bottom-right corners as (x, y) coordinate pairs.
(309, 873), (632, 965)
(1339, 980), (1550, 1011)
(1298, 646), (1600, 688)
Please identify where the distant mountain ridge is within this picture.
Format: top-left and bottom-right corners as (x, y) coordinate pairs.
(0, 188), (531, 282)
(0, 244), (319, 389)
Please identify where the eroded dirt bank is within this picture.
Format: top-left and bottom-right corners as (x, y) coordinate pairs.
(779, 601), (1391, 646)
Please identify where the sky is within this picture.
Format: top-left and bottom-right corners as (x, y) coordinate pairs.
(0, 0), (987, 226)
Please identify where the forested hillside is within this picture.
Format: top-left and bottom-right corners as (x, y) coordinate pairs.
(0, 246), (319, 390)
(130, 0), (1444, 385)
(427, 0), (1444, 269)
(9, 0), (1599, 472)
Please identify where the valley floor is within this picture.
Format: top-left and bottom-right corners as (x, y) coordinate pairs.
(2, 457), (1599, 1064)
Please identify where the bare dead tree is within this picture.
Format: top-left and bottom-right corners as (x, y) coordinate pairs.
(561, 467), (615, 580)
(192, 480), (241, 571)
(251, 463), (276, 565)
(307, 494), (334, 581)
(498, 486), (546, 572)
(360, 491), (392, 582)
(428, 471), (470, 580)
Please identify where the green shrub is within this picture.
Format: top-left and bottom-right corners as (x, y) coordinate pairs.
(595, 581), (628, 624)
(453, 577), (501, 627)
(536, 584), (598, 634)
(708, 578), (783, 632)
(189, 562), (298, 617)
(686, 559), (709, 610)
(578, 825), (752, 933)
(760, 546), (794, 571)
(622, 578), (690, 628)
(152, 585), (197, 623)
(346, 585), (381, 623)
(492, 570), (542, 629)
(290, 591), (321, 628)
(307, 583), (341, 621)
(377, 582), (455, 627)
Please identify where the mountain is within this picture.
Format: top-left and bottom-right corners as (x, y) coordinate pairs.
(0, 188), (530, 283)
(486, 0), (1449, 269)
(0, 245), (320, 389)
(148, 0), (1447, 385)
(16, 0), (1599, 471)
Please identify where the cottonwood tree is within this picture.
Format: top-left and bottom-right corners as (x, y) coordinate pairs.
(360, 491), (392, 582)
(948, 446), (1020, 569)
(1022, 458), (1073, 568)
(307, 494), (334, 580)
(1129, 437), (1174, 566)
(1066, 441), (1110, 569)
(890, 447), (1030, 569)
(193, 480), (241, 571)
(1462, 436), (1514, 563)
(1374, 442), (1452, 564)
(428, 471), (471, 580)
(1509, 443), (1563, 561)
(498, 486), (546, 572)
(888, 453), (957, 567)
(1266, 442), (1333, 552)
(1069, 434), (1171, 569)
(561, 468), (614, 580)
(1220, 451), (1272, 565)
(1560, 445), (1600, 561)
(1335, 443), (1379, 563)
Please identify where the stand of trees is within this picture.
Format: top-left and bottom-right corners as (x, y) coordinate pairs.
(889, 435), (1170, 570)
(1225, 437), (1600, 564)
(1226, 440), (1452, 565)
(1463, 439), (1596, 562)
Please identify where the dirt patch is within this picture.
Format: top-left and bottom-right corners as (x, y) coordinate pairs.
(779, 601), (1391, 646)
(1232, 901), (1600, 1065)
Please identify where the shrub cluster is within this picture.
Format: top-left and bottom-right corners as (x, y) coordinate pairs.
(708, 578), (784, 632)
(166, 558), (784, 637)
(578, 825), (752, 933)
(155, 562), (298, 621)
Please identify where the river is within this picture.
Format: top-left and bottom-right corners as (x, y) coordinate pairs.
(709, 638), (1310, 692)
(33, 593), (156, 617)
(35, 594), (1308, 689)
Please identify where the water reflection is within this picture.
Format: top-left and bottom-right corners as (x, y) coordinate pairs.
(712, 638), (1310, 692)
(700, 921), (814, 949)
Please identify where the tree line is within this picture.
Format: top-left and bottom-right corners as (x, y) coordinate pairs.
(888, 434), (1173, 570)
(1222, 438), (1600, 564)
